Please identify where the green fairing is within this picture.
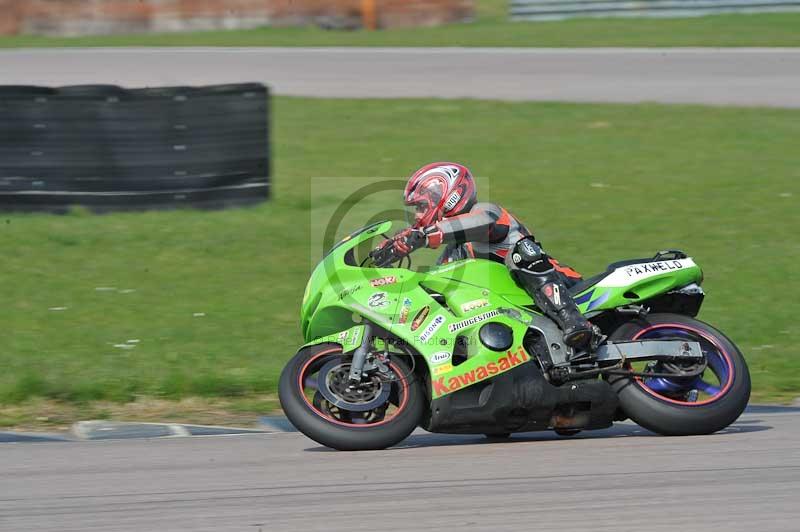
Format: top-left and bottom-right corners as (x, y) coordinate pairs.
(302, 324), (365, 354)
(573, 260), (702, 314)
(300, 221), (703, 399)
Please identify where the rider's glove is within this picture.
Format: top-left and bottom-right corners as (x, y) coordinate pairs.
(422, 225), (444, 249)
(393, 228), (425, 255)
(395, 225), (445, 253)
(371, 225), (443, 267)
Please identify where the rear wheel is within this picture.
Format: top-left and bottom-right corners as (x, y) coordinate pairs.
(606, 313), (750, 436)
(279, 343), (424, 450)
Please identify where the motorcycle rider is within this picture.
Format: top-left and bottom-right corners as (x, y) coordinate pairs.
(374, 162), (596, 353)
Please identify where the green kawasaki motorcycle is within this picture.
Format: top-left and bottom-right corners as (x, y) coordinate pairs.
(279, 221), (750, 450)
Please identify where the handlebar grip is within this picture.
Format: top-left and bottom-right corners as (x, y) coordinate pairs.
(371, 241), (398, 267)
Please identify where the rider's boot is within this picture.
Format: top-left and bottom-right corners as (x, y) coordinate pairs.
(530, 279), (594, 350)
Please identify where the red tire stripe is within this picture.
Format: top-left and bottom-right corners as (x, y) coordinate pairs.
(631, 323), (734, 406)
(297, 348), (410, 428)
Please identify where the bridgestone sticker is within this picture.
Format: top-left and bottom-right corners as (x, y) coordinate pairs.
(419, 314), (445, 343)
(448, 310), (500, 333)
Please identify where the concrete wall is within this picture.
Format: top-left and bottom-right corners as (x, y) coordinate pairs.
(0, 0), (475, 36)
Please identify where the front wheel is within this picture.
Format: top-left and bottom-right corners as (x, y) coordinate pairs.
(606, 313), (750, 436)
(279, 343), (424, 450)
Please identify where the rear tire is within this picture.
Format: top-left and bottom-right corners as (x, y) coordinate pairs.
(607, 313), (750, 436)
(279, 343), (424, 450)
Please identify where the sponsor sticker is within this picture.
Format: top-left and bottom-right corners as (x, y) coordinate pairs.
(512, 253), (522, 264)
(338, 285), (361, 300)
(624, 260), (685, 278)
(433, 363), (453, 376)
(419, 314), (446, 343)
(368, 292), (390, 308)
(552, 284), (562, 305)
(544, 283), (561, 305)
(371, 276), (397, 288)
(433, 347), (530, 397)
(460, 299), (489, 313)
(521, 239), (538, 255)
(397, 297), (412, 325)
(429, 351), (451, 365)
(331, 327), (361, 347)
(448, 310), (500, 334)
(597, 258), (696, 289)
(410, 306), (430, 331)
(444, 191), (461, 210)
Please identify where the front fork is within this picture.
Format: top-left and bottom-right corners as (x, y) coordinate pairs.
(348, 322), (373, 383)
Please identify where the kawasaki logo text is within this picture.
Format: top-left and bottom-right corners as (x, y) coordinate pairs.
(432, 347), (529, 397)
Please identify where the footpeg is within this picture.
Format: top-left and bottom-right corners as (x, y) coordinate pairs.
(566, 326), (603, 362)
(567, 348), (595, 363)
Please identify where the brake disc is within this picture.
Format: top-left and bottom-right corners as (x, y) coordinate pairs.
(316, 359), (391, 412)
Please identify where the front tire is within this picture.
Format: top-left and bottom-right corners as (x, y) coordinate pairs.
(607, 313), (750, 436)
(484, 433), (511, 440)
(279, 343), (424, 450)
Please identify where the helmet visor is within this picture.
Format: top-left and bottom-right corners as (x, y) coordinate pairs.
(405, 178), (445, 227)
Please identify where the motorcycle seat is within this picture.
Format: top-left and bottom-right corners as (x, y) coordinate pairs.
(568, 257), (653, 296)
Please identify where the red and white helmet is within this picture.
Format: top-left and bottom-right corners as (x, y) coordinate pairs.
(404, 162), (477, 227)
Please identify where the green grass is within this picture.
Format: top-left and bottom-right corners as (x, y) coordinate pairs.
(2, 97), (799, 408)
(1, 9), (800, 48)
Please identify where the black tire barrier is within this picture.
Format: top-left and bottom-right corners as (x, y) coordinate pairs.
(0, 83), (270, 213)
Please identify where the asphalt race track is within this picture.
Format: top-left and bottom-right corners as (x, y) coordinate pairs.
(1, 48), (799, 107)
(1, 407), (799, 531)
